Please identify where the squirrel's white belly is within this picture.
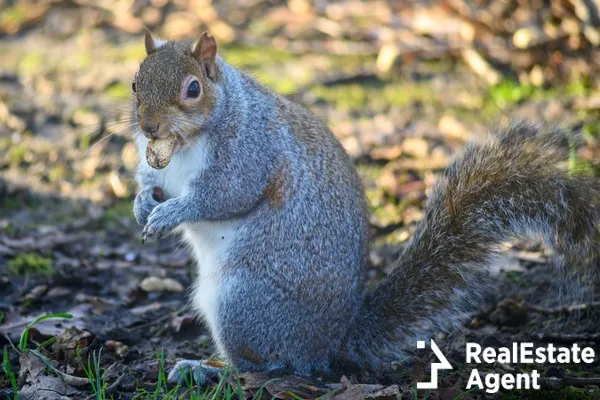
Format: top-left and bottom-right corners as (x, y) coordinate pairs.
(183, 220), (238, 355)
(137, 134), (234, 351)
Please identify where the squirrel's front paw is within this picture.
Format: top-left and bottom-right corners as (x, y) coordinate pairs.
(133, 187), (164, 225)
(167, 359), (224, 386)
(141, 198), (181, 243)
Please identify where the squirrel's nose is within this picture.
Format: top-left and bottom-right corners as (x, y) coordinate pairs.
(141, 121), (160, 138)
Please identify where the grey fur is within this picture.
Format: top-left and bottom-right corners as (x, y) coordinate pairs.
(132, 38), (599, 380)
(134, 47), (367, 376)
(133, 187), (160, 225)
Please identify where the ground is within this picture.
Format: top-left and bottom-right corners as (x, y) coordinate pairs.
(1, 1), (600, 399)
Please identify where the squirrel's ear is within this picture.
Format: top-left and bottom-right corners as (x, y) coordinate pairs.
(144, 28), (157, 55)
(192, 32), (218, 80)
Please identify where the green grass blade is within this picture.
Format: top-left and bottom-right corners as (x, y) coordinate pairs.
(30, 349), (58, 371)
(211, 364), (232, 400)
(35, 337), (57, 351)
(3, 347), (19, 400)
(2, 346), (10, 375)
(94, 349), (104, 400)
(234, 371), (244, 400)
(153, 350), (165, 400)
(19, 313), (72, 351)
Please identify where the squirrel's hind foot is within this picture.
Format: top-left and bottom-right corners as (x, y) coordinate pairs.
(167, 359), (225, 386)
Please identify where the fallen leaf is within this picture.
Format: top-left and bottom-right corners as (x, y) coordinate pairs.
(52, 327), (94, 369)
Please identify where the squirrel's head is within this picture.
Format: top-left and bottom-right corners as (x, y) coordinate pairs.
(133, 30), (218, 141)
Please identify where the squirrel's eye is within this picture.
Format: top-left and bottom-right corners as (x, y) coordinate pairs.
(132, 81), (136, 93)
(186, 81), (200, 98)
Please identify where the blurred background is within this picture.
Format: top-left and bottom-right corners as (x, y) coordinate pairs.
(1, 0), (600, 210)
(1, 0), (600, 227)
(1, 0), (600, 398)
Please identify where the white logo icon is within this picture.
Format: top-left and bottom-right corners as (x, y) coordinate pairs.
(416, 339), (453, 389)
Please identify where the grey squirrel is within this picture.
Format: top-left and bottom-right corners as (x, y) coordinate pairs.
(131, 31), (600, 383)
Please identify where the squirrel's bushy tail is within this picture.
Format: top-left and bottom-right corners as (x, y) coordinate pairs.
(344, 122), (600, 373)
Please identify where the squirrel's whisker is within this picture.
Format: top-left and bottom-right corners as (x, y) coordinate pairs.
(172, 122), (206, 161)
(81, 123), (137, 159)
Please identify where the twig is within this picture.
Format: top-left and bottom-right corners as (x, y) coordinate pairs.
(127, 312), (171, 332)
(105, 372), (127, 394)
(0, 314), (46, 333)
(2, 332), (21, 354)
(54, 369), (90, 387)
(29, 350), (90, 387)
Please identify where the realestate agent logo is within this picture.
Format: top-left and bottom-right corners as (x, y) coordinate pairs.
(417, 340), (453, 389)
